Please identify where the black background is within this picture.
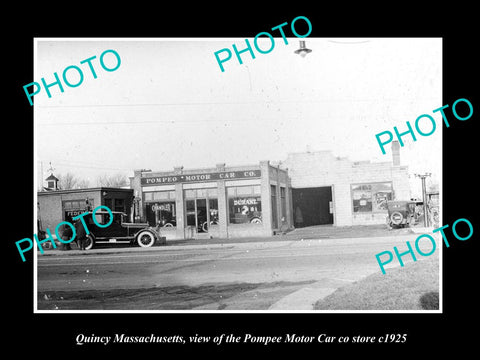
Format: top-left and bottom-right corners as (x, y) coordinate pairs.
(5, 3), (478, 356)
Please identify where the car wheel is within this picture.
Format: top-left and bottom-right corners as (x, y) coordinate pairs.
(163, 223), (174, 228)
(137, 231), (156, 247)
(250, 217), (262, 224)
(84, 235), (95, 250)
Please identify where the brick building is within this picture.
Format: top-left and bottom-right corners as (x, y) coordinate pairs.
(37, 143), (409, 241)
(38, 187), (134, 232)
(284, 141), (410, 227)
(130, 161), (292, 240)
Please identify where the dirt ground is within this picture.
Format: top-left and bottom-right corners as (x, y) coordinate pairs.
(37, 280), (316, 310)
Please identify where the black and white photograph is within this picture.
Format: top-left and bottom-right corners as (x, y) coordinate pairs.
(6, 6), (478, 355)
(33, 37), (442, 312)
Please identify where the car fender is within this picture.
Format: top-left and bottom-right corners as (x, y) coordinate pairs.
(133, 227), (159, 240)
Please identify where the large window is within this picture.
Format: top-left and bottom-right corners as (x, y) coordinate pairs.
(352, 182), (393, 213)
(144, 191), (176, 227)
(63, 199), (94, 223)
(227, 185), (262, 224)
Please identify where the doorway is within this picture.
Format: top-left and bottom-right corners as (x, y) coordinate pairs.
(292, 186), (333, 228)
(185, 198), (218, 233)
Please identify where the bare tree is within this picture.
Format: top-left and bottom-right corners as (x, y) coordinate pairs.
(56, 172), (90, 190)
(96, 173), (128, 187)
(76, 178), (91, 189)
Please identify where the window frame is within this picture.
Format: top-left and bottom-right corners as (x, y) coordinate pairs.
(351, 181), (393, 214)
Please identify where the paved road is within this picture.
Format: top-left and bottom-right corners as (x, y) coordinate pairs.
(36, 233), (421, 310)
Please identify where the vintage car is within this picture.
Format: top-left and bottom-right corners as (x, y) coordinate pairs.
(81, 210), (165, 250)
(386, 200), (416, 228)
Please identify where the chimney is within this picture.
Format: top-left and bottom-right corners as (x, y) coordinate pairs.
(392, 140), (400, 166)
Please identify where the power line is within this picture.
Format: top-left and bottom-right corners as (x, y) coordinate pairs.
(36, 97), (426, 109)
(39, 159), (131, 172)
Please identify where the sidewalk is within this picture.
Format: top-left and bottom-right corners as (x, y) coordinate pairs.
(167, 223), (414, 246)
(38, 224), (418, 257)
(38, 225), (418, 256)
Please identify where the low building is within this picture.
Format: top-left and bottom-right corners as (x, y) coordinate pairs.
(38, 187), (134, 231)
(284, 141), (410, 227)
(37, 142), (410, 240)
(129, 161), (292, 240)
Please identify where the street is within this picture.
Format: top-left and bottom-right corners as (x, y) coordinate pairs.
(36, 233), (423, 310)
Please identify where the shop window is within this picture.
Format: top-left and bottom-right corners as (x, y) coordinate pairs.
(228, 185), (262, 224)
(352, 182), (393, 213)
(62, 199), (94, 223)
(146, 201), (176, 227)
(144, 191), (177, 227)
(196, 188), (208, 198)
(207, 188), (218, 197)
(145, 190), (176, 202)
(153, 191), (169, 200)
(184, 189), (196, 199)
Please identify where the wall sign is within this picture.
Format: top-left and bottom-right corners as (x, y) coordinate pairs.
(141, 170), (261, 186)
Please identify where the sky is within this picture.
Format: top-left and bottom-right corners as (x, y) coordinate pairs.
(34, 38), (442, 197)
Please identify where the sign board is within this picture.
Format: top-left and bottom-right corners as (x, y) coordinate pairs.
(141, 170), (261, 186)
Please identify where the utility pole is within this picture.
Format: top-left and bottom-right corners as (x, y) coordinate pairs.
(415, 173), (431, 227)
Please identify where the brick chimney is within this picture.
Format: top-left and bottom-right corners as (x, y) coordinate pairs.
(392, 140), (400, 166)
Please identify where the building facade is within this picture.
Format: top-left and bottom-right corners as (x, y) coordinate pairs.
(37, 187), (134, 232)
(130, 161), (292, 240)
(36, 143), (410, 241)
(284, 141), (410, 227)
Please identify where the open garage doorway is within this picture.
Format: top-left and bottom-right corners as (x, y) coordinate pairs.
(292, 187), (333, 228)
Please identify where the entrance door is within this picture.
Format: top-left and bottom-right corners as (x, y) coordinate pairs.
(185, 198), (218, 233)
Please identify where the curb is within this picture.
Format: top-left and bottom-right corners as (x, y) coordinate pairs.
(268, 278), (356, 310)
(37, 238), (300, 257)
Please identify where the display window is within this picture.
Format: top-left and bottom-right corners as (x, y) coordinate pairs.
(227, 185), (262, 224)
(352, 182), (393, 213)
(144, 191), (176, 227)
(63, 199), (94, 223)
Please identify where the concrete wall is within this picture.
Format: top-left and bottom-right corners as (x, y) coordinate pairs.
(284, 151), (410, 226)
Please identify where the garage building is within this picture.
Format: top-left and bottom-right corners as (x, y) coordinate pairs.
(130, 161), (292, 240)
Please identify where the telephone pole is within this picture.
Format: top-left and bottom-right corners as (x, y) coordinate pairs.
(415, 173), (431, 227)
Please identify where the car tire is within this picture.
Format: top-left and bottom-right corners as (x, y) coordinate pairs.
(137, 231), (156, 247)
(250, 217), (262, 224)
(163, 223), (174, 228)
(84, 234), (95, 250)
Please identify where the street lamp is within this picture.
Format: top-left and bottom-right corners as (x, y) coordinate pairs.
(294, 40), (312, 57)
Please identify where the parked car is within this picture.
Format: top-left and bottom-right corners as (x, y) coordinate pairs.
(82, 210), (165, 249)
(386, 201), (416, 228)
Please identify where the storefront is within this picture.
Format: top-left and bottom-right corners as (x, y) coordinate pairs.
(130, 161), (293, 240)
